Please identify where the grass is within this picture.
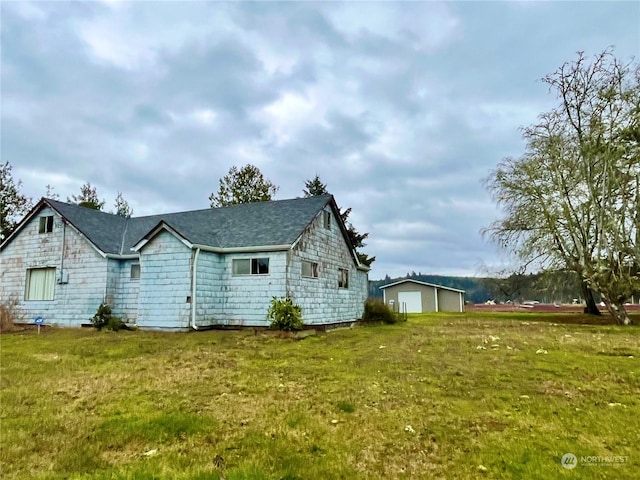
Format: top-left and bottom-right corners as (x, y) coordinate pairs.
(1, 312), (639, 479)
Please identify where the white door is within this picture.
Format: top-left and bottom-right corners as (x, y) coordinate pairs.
(398, 291), (422, 313)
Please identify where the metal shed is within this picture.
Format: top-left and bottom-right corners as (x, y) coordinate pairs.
(380, 279), (465, 313)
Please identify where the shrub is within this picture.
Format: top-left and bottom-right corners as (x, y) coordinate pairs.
(91, 303), (125, 331)
(362, 298), (399, 324)
(107, 316), (125, 332)
(267, 297), (303, 331)
(0, 295), (23, 333)
(0, 304), (15, 333)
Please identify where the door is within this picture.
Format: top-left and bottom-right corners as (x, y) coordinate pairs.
(397, 291), (422, 313)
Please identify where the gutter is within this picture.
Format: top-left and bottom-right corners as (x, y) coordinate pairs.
(105, 253), (139, 260)
(60, 220), (66, 279)
(190, 243), (291, 254)
(191, 247), (201, 330)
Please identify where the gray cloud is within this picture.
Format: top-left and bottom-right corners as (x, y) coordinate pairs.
(2, 0), (638, 279)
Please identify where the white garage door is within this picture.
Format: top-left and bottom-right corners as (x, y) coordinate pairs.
(398, 291), (422, 313)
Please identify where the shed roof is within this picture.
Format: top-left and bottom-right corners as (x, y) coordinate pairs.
(379, 279), (465, 293)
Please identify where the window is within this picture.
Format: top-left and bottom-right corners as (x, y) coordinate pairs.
(338, 268), (349, 289)
(39, 216), (54, 233)
(232, 257), (269, 275)
(324, 211), (331, 229)
(25, 268), (56, 300)
(130, 263), (140, 280)
(302, 261), (319, 278)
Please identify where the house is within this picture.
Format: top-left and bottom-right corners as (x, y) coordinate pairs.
(0, 195), (369, 330)
(380, 279), (465, 313)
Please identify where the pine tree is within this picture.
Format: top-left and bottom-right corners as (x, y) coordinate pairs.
(0, 161), (32, 241)
(209, 164), (278, 207)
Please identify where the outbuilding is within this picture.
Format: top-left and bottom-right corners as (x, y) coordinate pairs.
(380, 279), (465, 313)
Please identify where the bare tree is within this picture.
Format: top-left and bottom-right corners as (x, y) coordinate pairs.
(114, 192), (133, 217)
(68, 182), (105, 210)
(483, 50), (639, 325)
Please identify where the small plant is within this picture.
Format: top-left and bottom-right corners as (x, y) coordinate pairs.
(336, 401), (355, 413)
(362, 298), (399, 324)
(267, 297), (303, 331)
(91, 303), (125, 331)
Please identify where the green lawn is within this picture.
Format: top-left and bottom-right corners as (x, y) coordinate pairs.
(1, 313), (638, 479)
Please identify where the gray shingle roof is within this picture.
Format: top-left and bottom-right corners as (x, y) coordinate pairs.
(45, 195), (334, 255)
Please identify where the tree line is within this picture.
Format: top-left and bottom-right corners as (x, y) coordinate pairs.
(369, 271), (595, 305)
(1, 163), (374, 266)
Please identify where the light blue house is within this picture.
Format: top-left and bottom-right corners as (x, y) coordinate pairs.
(0, 195), (369, 330)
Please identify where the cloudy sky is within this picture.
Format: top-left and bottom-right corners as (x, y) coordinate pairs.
(2, 1), (638, 279)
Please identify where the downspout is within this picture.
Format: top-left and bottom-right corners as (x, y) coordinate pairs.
(60, 220), (66, 278)
(191, 247), (201, 330)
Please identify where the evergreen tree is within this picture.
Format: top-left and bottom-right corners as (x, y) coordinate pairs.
(0, 161), (32, 242)
(303, 174), (328, 197)
(210, 164), (278, 207)
(303, 175), (375, 266)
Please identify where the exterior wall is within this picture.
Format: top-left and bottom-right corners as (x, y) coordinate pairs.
(0, 208), (108, 326)
(438, 289), (464, 312)
(108, 258), (140, 324)
(137, 231), (192, 329)
(383, 284), (434, 312)
(217, 251), (287, 326)
(383, 282), (464, 313)
(194, 250), (224, 326)
(287, 207), (368, 325)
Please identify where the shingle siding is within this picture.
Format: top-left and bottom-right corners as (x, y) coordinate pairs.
(0, 208), (107, 326)
(218, 252), (287, 326)
(287, 207), (367, 325)
(108, 259), (140, 323)
(137, 231), (192, 329)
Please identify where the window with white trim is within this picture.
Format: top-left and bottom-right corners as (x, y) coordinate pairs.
(232, 257), (269, 275)
(338, 268), (349, 289)
(25, 268), (56, 300)
(302, 261), (318, 278)
(39, 216), (53, 233)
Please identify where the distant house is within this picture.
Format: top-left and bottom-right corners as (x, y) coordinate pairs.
(380, 279), (465, 313)
(0, 195), (369, 330)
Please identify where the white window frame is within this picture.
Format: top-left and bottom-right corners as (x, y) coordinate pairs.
(232, 257), (270, 276)
(25, 267), (56, 301)
(301, 260), (319, 278)
(338, 268), (349, 289)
